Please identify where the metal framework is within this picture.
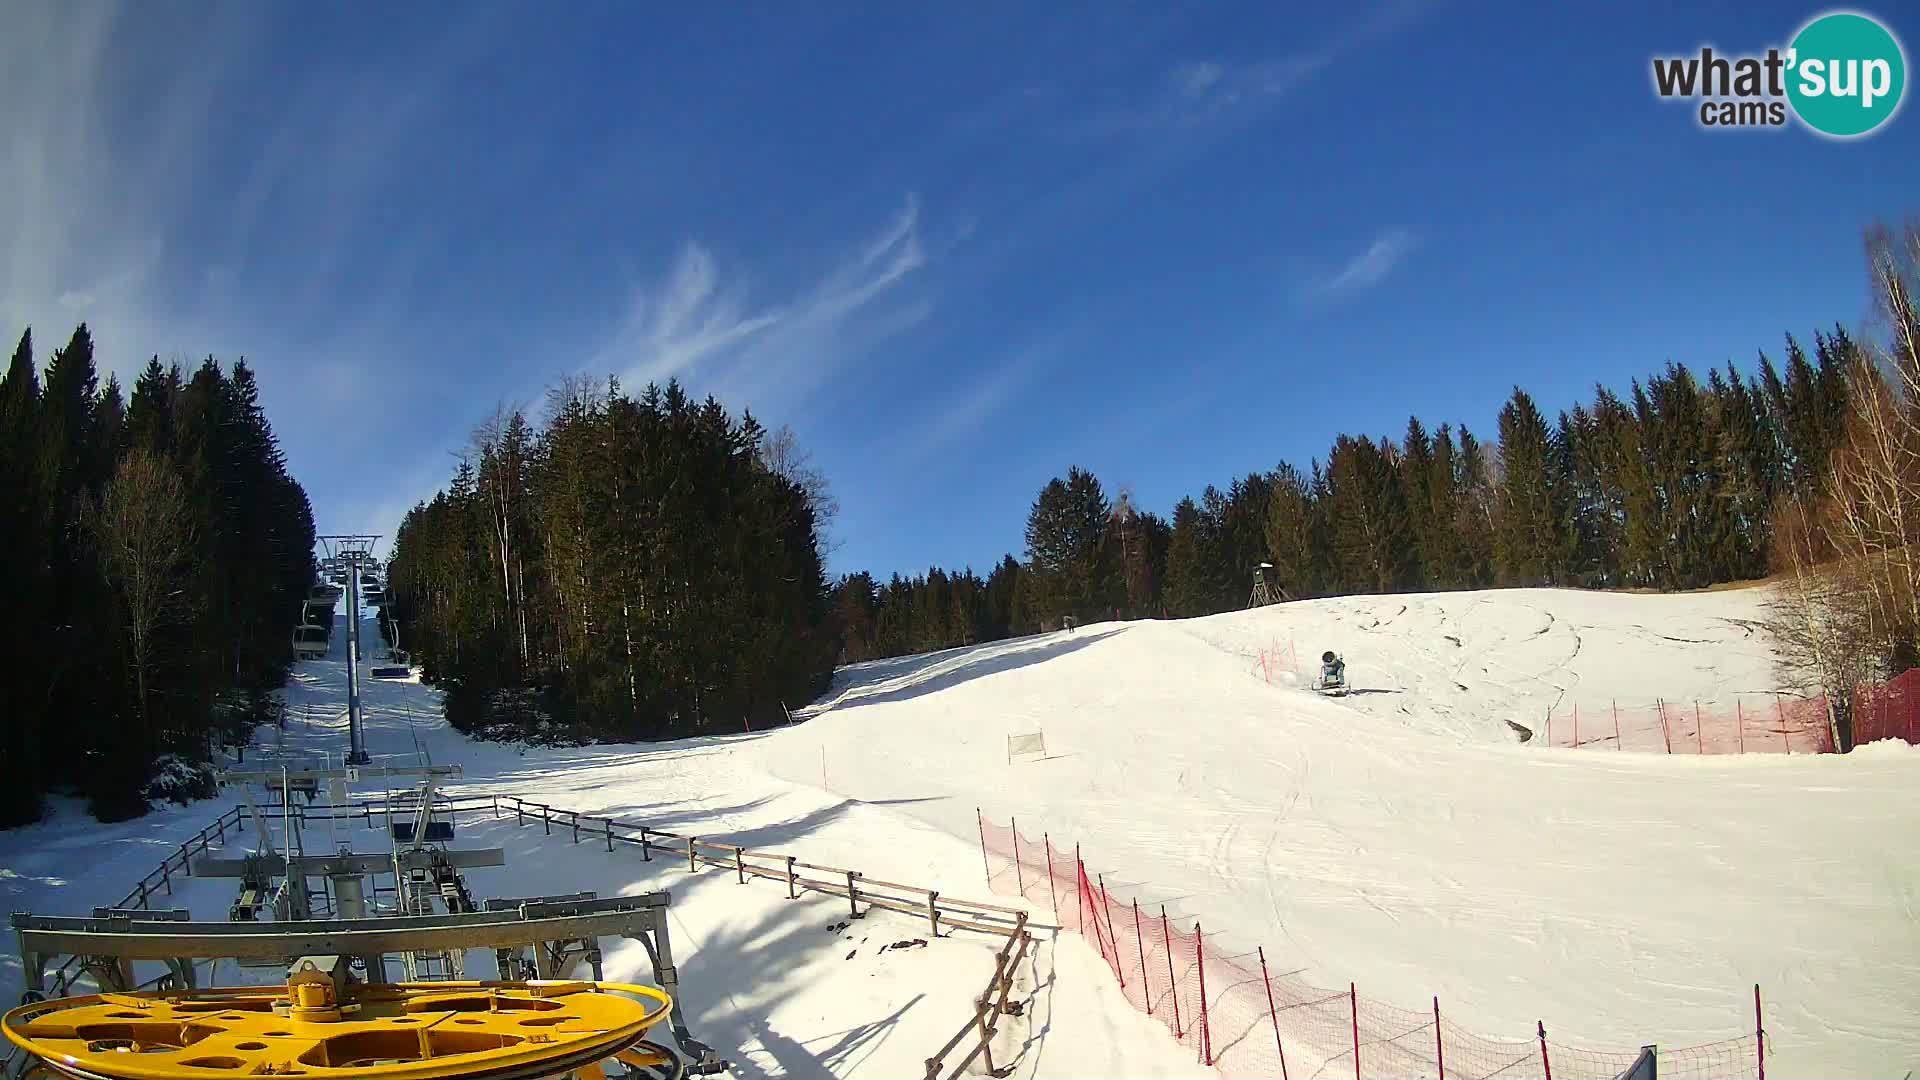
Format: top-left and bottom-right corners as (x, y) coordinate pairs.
(9, 894), (724, 1074)
(316, 535), (381, 764)
(4, 976), (685, 1080)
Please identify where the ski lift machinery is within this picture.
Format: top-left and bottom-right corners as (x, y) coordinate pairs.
(4, 765), (729, 1077)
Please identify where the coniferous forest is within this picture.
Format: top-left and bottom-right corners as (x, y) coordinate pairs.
(384, 379), (836, 743)
(834, 332), (1858, 651)
(833, 223), (1920, 748)
(0, 326), (317, 826)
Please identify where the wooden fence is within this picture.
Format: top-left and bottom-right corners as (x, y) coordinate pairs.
(97, 792), (1038, 1077)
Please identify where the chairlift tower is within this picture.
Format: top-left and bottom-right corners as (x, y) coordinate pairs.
(318, 534), (380, 765)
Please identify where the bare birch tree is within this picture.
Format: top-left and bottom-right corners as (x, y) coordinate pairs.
(94, 446), (196, 733)
(760, 424), (840, 550)
(1766, 221), (1920, 749)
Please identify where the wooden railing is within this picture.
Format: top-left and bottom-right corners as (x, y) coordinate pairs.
(921, 920), (1034, 1079)
(498, 796), (1037, 1076)
(100, 792), (1041, 1076)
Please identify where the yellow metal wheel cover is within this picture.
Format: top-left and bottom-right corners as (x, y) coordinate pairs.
(2, 982), (670, 1080)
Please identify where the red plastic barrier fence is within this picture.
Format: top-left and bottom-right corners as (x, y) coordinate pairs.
(1541, 672), (1920, 754)
(1540, 696), (1839, 754)
(1252, 638), (1302, 686)
(1853, 668), (1920, 746)
(980, 814), (1766, 1079)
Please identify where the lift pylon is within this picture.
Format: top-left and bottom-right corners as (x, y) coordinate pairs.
(317, 535), (380, 765)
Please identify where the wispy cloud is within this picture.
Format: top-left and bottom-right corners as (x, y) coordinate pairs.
(1306, 228), (1419, 300)
(896, 350), (1042, 465)
(1097, 55), (1330, 135)
(592, 195), (929, 414)
(0, 4), (516, 542)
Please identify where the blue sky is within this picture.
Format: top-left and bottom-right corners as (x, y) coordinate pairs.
(3, 1), (1915, 577)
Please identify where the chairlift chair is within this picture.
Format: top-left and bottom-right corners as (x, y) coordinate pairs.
(292, 624), (330, 658)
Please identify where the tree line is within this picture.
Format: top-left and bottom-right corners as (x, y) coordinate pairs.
(1769, 222), (1920, 748)
(832, 222), (1918, 744)
(384, 377), (836, 743)
(0, 326), (316, 825)
(832, 338), (1857, 655)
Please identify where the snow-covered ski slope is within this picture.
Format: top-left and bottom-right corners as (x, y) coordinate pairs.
(0, 594), (1208, 1080)
(754, 587), (1920, 1076)
(4, 585), (1916, 1076)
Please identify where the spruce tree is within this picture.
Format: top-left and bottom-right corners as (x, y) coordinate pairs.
(0, 331), (48, 825)
(1400, 418), (1436, 588)
(1425, 425), (1471, 589)
(1263, 463), (1321, 598)
(1021, 467), (1117, 625)
(1455, 426), (1497, 586)
(1491, 388), (1568, 586)
(1163, 496), (1227, 617)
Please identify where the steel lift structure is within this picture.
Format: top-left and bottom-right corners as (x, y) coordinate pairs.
(6, 893), (725, 1078)
(5, 538), (730, 1079)
(316, 535), (379, 766)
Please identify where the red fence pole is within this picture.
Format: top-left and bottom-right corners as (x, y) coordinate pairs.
(1433, 996), (1446, 1080)
(1079, 849), (1107, 962)
(1161, 907), (1183, 1038)
(1612, 699), (1621, 750)
(1658, 698), (1673, 754)
(1011, 818), (1025, 894)
(1349, 983), (1361, 1080)
(1696, 701), (1705, 754)
(976, 808), (990, 886)
(1537, 1021), (1553, 1080)
(1133, 900), (1151, 1014)
(1044, 834), (1059, 920)
(1196, 924), (1212, 1067)
(1755, 984), (1766, 1080)
(1737, 699), (1746, 754)
(1776, 694), (1789, 753)
(1259, 947), (1290, 1080)
(1573, 702), (1579, 749)
(1896, 676), (1912, 745)
(1546, 709), (1552, 748)
(1098, 875), (1125, 989)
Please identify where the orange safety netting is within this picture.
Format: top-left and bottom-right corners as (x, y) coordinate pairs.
(1538, 696), (1835, 754)
(1543, 670), (1920, 754)
(980, 816), (1766, 1079)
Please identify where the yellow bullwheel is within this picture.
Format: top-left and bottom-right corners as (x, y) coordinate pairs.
(2, 972), (685, 1080)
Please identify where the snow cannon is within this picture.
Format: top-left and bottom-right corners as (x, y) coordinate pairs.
(1314, 651), (1348, 696)
(2, 974), (714, 1080)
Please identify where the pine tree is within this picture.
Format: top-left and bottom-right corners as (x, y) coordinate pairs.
(1323, 434), (1413, 593)
(1163, 496), (1228, 617)
(1022, 467), (1118, 625)
(1715, 363), (1778, 579)
(1400, 418), (1436, 588)
(1491, 388), (1568, 586)
(390, 378), (835, 738)
(127, 358), (181, 457)
(1557, 407), (1611, 586)
(1425, 425), (1471, 589)
(1263, 463), (1322, 598)
(985, 555), (1021, 638)
(0, 330), (48, 825)
(1455, 426), (1497, 586)
(1108, 490), (1162, 617)
(1219, 473), (1274, 597)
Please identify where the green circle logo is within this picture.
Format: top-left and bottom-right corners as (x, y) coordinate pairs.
(1787, 11), (1906, 137)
